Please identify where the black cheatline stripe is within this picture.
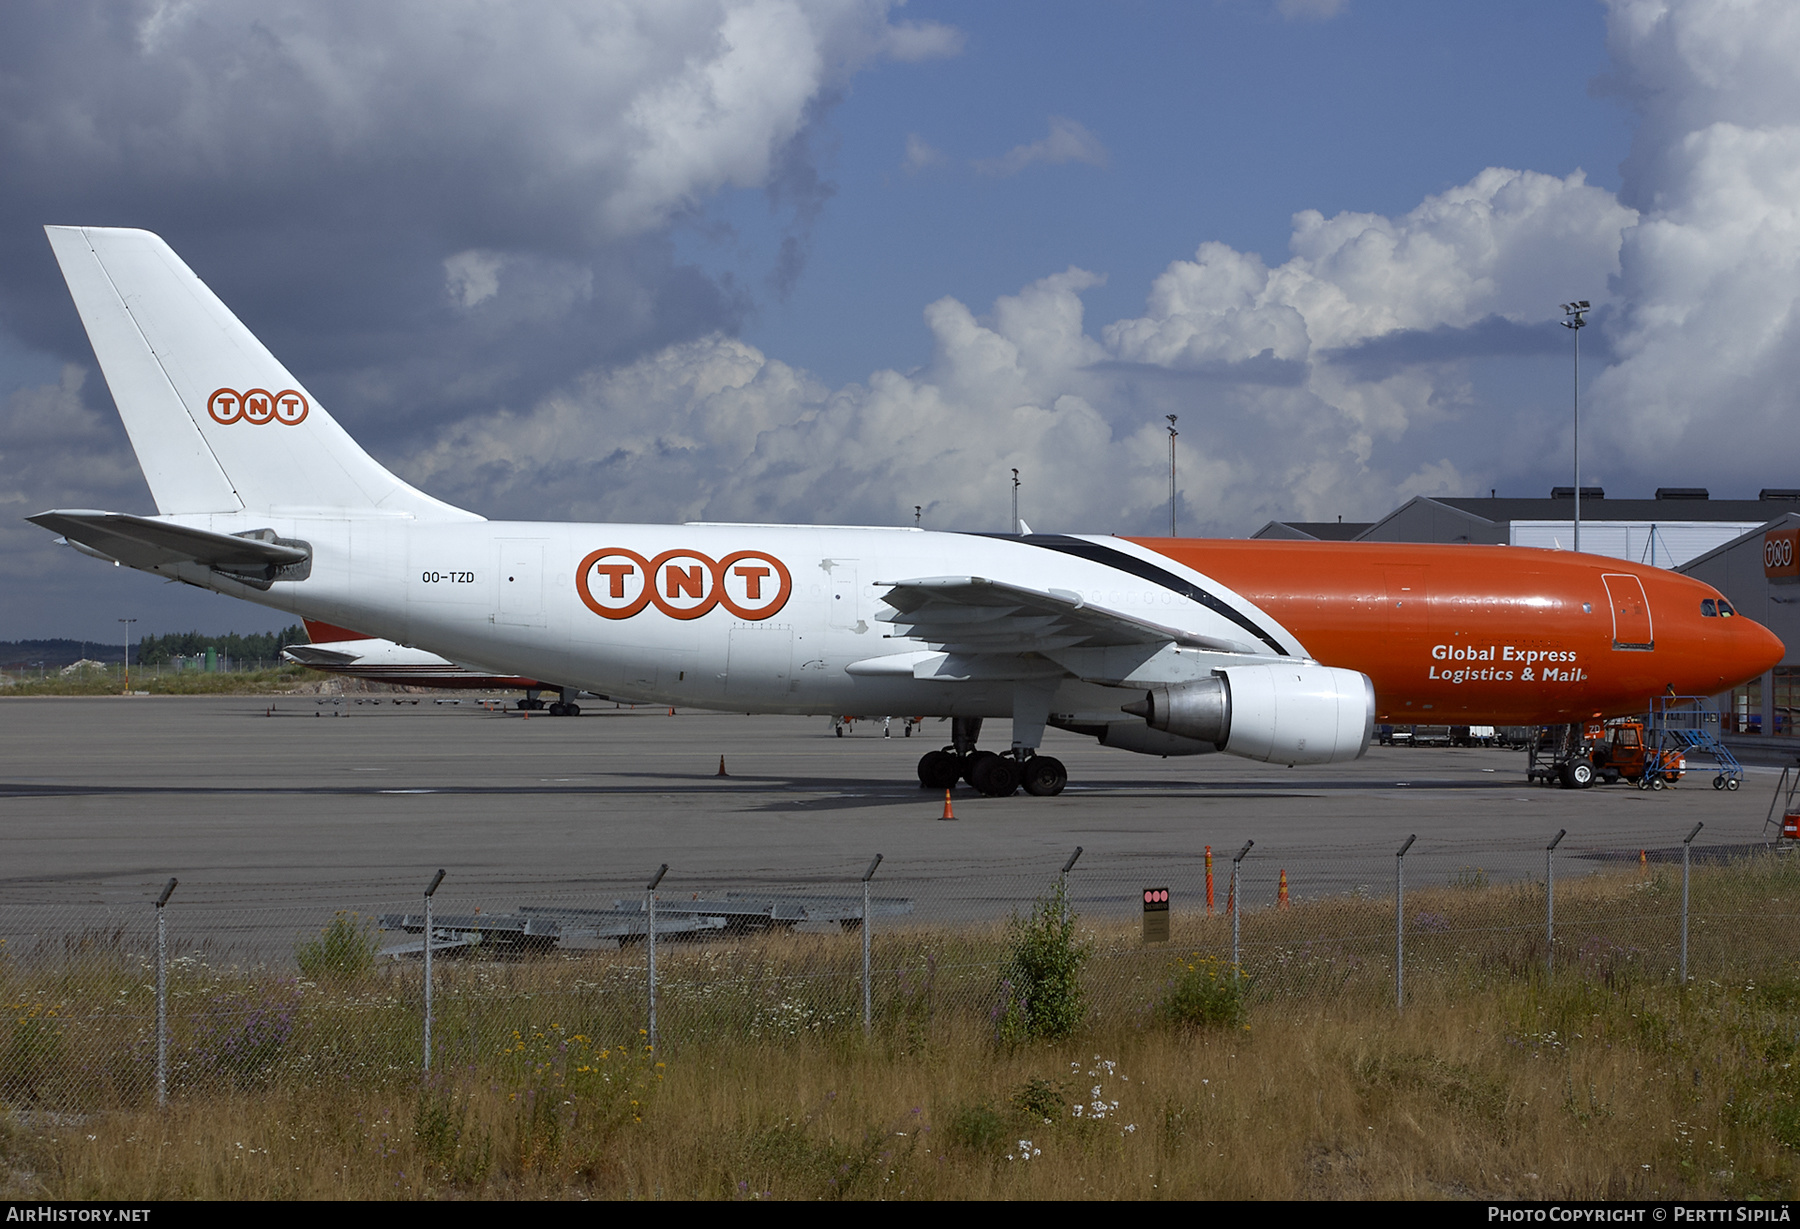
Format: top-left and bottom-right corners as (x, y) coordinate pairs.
(971, 533), (1290, 657)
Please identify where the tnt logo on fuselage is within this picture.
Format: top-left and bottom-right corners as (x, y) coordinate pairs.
(576, 548), (791, 621)
(207, 387), (309, 426)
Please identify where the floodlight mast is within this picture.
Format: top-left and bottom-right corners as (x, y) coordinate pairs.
(1166, 415), (1179, 536)
(1561, 300), (1590, 554)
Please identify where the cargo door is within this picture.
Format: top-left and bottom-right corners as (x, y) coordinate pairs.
(1602, 574), (1654, 650)
(726, 623), (794, 699)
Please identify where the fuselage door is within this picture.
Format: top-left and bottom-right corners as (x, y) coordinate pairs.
(828, 562), (860, 630)
(497, 539), (546, 627)
(1602, 574), (1654, 650)
(726, 623), (795, 697)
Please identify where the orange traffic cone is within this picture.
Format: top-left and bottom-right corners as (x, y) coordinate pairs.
(1278, 869), (1290, 909)
(669, 706), (676, 716)
(940, 788), (957, 821)
(717, 756), (729, 777)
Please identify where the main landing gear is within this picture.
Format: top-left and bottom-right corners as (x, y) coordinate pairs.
(915, 717), (1068, 797)
(517, 687), (582, 716)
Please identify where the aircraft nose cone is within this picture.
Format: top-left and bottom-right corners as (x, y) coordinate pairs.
(1739, 617), (1787, 684)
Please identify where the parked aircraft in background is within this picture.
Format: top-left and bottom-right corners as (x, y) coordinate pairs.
(29, 228), (1785, 797)
(280, 620), (585, 712)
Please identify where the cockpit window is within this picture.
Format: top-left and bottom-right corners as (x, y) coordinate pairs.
(1702, 599), (1717, 617)
(1719, 600), (1736, 617)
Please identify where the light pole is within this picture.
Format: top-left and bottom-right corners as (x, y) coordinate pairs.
(1561, 301), (1590, 553)
(1166, 415), (1179, 536)
(1011, 468), (1021, 535)
(118, 617), (136, 693)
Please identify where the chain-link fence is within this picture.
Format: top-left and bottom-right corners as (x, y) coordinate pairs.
(0, 829), (1795, 1113)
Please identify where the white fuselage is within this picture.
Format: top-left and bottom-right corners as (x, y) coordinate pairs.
(178, 515), (1302, 723)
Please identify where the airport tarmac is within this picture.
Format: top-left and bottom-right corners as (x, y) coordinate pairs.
(0, 696), (1784, 935)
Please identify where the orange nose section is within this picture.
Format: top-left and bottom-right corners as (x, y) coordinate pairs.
(1724, 618), (1787, 692)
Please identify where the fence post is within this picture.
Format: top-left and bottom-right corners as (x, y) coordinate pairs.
(1395, 834), (1415, 1012)
(1681, 821), (1703, 984)
(1546, 828), (1566, 979)
(646, 863), (668, 1049)
(1058, 846), (1083, 922)
(1205, 845), (1214, 915)
(422, 869), (444, 1071)
(861, 854), (883, 1035)
(1231, 841), (1253, 979)
(154, 877), (176, 1109)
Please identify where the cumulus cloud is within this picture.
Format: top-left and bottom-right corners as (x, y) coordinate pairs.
(973, 117), (1109, 176)
(1586, 0), (1800, 486)
(400, 159), (1637, 537)
(1106, 169), (1634, 366)
(0, 0), (954, 447)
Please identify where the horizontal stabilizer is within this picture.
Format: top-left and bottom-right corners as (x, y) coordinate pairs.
(29, 509), (310, 588)
(280, 643), (360, 666)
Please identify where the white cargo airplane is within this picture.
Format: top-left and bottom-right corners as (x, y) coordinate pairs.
(29, 228), (1781, 797)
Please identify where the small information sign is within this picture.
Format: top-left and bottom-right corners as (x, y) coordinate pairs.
(1142, 887), (1170, 944)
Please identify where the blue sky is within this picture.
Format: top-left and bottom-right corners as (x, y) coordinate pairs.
(698, 1), (1629, 385)
(1, 0), (1795, 641)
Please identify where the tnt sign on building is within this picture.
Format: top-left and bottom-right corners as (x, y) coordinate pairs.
(1765, 527), (1800, 583)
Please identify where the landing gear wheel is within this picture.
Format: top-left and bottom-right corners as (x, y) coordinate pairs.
(961, 749), (997, 786)
(548, 702), (566, 716)
(1714, 775), (1726, 790)
(564, 703), (579, 717)
(1727, 777), (1740, 791)
(970, 755), (1019, 797)
(918, 750), (962, 790)
(1022, 756), (1067, 797)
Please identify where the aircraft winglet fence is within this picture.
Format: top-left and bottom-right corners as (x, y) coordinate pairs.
(0, 831), (1793, 1111)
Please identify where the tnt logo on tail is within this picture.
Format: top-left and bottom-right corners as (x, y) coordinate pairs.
(208, 387), (309, 426)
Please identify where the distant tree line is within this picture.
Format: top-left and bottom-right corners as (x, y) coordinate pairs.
(0, 626), (308, 671)
(135, 625), (307, 666)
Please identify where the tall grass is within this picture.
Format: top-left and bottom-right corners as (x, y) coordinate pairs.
(0, 665), (317, 697)
(0, 854), (1795, 1198)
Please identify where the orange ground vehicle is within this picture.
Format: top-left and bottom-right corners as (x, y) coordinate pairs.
(1589, 720), (1686, 789)
(1528, 720), (1685, 789)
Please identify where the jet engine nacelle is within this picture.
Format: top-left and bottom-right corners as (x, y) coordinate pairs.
(1125, 663), (1376, 766)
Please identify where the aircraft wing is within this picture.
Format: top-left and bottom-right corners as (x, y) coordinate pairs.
(28, 509), (309, 582)
(873, 575), (1254, 655)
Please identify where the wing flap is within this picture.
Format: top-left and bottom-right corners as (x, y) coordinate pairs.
(874, 575), (1253, 655)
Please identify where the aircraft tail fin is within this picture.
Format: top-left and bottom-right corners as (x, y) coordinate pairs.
(43, 226), (479, 521)
(301, 619), (367, 644)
